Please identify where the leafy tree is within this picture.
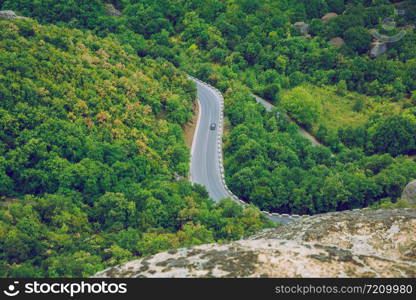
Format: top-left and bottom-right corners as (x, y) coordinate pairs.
(371, 115), (416, 156)
(281, 86), (322, 129)
(2, 0), (107, 29)
(2, 0), (416, 278)
(93, 193), (136, 230)
(0, 19), (272, 278)
(344, 26), (372, 54)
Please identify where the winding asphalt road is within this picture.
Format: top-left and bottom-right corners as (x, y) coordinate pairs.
(190, 80), (229, 202)
(189, 78), (294, 224)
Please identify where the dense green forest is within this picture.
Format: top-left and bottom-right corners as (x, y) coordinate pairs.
(222, 81), (416, 213)
(0, 19), (271, 277)
(1, 0), (416, 276)
(3, 1), (416, 151)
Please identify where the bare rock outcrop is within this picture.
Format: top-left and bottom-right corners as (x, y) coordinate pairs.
(105, 3), (122, 17)
(0, 10), (18, 20)
(322, 12), (338, 24)
(0, 10), (27, 20)
(402, 180), (416, 206)
(94, 209), (416, 278)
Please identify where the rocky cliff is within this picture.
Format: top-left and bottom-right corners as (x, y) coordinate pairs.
(94, 209), (416, 278)
(402, 180), (416, 206)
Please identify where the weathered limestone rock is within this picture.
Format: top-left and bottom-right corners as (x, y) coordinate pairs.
(94, 209), (416, 278)
(0, 10), (27, 20)
(321, 12), (338, 24)
(402, 180), (416, 206)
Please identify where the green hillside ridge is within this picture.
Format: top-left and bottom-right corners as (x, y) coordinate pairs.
(221, 81), (416, 214)
(0, 18), (271, 278)
(281, 84), (409, 139)
(0, 0), (416, 277)
(2, 0), (416, 213)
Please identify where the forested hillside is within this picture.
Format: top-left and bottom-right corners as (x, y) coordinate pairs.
(0, 18), (271, 277)
(3, 1), (415, 152)
(222, 81), (416, 214)
(1, 0), (416, 276)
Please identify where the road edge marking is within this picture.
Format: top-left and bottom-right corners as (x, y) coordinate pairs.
(189, 85), (202, 183)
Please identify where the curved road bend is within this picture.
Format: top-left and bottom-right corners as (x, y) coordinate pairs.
(190, 80), (229, 202)
(190, 79), (293, 224)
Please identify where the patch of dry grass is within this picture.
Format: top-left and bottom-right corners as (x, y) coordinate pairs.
(282, 84), (406, 134)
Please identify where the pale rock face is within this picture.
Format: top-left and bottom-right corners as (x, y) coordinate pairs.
(321, 12), (338, 24)
(402, 180), (416, 205)
(0, 10), (18, 20)
(0, 10), (27, 20)
(94, 209), (416, 278)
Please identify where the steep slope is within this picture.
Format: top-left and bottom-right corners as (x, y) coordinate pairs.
(3, 1), (416, 215)
(94, 208), (416, 278)
(0, 18), (271, 278)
